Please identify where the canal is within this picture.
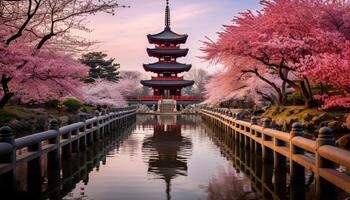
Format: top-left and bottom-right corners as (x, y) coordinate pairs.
(9, 114), (346, 200)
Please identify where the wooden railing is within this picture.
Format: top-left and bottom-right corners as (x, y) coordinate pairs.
(11, 120), (135, 199)
(0, 106), (137, 192)
(127, 96), (200, 101)
(201, 108), (350, 199)
(151, 76), (184, 80)
(171, 96), (199, 101)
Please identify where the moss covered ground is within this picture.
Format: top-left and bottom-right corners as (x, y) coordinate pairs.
(261, 106), (347, 125)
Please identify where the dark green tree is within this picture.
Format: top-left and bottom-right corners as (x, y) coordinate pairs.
(80, 52), (121, 83)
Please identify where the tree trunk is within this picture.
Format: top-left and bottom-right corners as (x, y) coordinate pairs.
(0, 93), (14, 109)
(300, 80), (315, 108)
(277, 92), (286, 106)
(278, 66), (314, 108)
(0, 75), (14, 109)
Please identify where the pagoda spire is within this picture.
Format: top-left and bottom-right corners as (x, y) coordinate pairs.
(165, 0), (171, 30)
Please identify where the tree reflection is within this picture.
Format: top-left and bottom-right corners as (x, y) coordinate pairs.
(203, 166), (258, 200)
(142, 116), (192, 200)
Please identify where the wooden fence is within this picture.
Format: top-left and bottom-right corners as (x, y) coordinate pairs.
(0, 106), (137, 194)
(201, 108), (350, 199)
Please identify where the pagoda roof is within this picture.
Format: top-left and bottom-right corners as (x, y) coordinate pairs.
(148, 28), (188, 44)
(147, 48), (188, 58)
(143, 62), (192, 73)
(141, 80), (194, 88)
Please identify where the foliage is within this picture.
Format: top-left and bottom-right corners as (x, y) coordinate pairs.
(201, 0), (350, 109)
(0, 106), (29, 123)
(0, 109), (19, 122)
(80, 52), (121, 83)
(63, 98), (82, 112)
(286, 92), (304, 106)
(45, 100), (61, 109)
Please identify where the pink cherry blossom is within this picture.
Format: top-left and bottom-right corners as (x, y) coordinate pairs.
(202, 0), (350, 109)
(81, 79), (139, 107)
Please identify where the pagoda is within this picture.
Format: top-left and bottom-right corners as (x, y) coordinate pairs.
(141, 0), (194, 99)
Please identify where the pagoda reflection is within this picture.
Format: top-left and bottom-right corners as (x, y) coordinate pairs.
(142, 115), (193, 200)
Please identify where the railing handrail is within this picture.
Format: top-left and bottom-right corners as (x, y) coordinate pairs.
(59, 122), (85, 135)
(318, 145), (350, 169)
(15, 130), (58, 149)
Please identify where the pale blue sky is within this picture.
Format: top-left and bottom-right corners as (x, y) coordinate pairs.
(83, 0), (261, 73)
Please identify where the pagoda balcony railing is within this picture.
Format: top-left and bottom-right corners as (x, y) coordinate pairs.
(127, 96), (200, 101)
(151, 76), (183, 81)
(171, 96), (199, 101)
(138, 96), (164, 101)
(155, 45), (180, 49)
(158, 60), (177, 63)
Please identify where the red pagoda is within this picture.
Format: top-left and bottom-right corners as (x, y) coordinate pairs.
(141, 0), (194, 99)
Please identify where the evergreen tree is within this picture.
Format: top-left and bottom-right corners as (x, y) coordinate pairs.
(80, 52), (120, 83)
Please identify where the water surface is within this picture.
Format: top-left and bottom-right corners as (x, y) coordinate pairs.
(62, 115), (257, 200)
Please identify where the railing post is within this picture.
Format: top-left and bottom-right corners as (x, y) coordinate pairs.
(27, 128), (43, 197)
(289, 122), (305, 200)
(274, 129), (286, 172)
(106, 109), (111, 133)
(95, 111), (101, 140)
(48, 119), (61, 168)
(234, 114), (240, 144)
(79, 113), (89, 149)
(250, 117), (258, 151)
(262, 117), (273, 161)
(316, 127), (336, 200)
(273, 120), (287, 199)
(0, 126), (16, 193)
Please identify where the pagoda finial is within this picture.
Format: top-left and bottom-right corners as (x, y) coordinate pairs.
(165, 0), (171, 30)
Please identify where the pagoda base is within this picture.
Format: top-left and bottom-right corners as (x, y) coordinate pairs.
(158, 99), (177, 113)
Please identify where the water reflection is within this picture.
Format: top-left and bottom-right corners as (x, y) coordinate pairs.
(203, 166), (257, 200)
(142, 115), (192, 200)
(7, 115), (336, 200)
(6, 122), (135, 200)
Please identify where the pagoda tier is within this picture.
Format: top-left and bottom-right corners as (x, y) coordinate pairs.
(141, 80), (194, 88)
(146, 48), (189, 58)
(147, 28), (188, 45)
(143, 62), (192, 73)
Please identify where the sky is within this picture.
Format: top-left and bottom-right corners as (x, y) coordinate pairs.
(83, 0), (261, 74)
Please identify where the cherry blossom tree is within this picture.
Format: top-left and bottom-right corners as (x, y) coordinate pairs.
(0, 0), (126, 108)
(0, 42), (88, 106)
(203, 68), (285, 106)
(82, 79), (139, 107)
(202, 0), (350, 108)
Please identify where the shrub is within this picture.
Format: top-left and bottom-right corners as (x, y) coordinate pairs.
(45, 100), (60, 109)
(63, 98), (82, 112)
(0, 109), (18, 122)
